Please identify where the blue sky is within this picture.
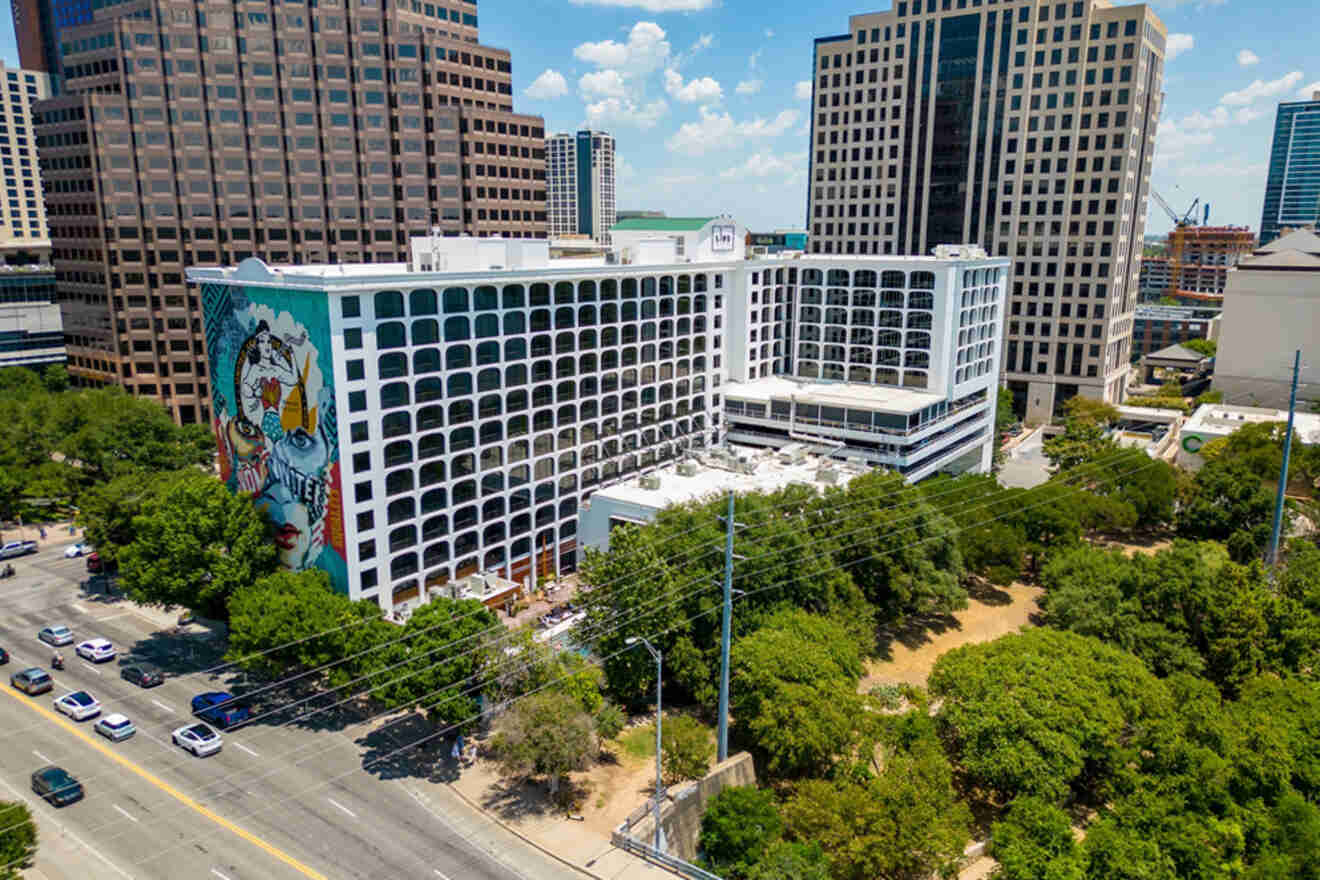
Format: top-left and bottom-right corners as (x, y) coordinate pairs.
(4, 0), (1315, 236)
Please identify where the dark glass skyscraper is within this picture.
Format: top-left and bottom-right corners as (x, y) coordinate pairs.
(1260, 91), (1320, 246)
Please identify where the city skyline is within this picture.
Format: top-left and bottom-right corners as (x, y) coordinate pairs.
(3, 1), (1314, 236)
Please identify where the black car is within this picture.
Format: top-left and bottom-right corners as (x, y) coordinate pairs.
(31, 766), (83, 806)
(0, 647), (8, 665)
(120, 663), (164, 688)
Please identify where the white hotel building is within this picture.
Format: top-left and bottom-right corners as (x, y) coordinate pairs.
(188, 216), (1007, 611)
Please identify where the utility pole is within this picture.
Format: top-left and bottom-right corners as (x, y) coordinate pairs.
(627, 637), (664, 853)
(716, 490), (738, 763)
(1266, 349), (1302, 567)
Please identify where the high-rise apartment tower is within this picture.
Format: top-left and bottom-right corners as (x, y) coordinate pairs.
(547, 131), (616, 244)
(808, 0), (1166, 422)
(27, 0), (548, 424)
(0, 63), (54, 254)
(1260, 91), (1320, 247)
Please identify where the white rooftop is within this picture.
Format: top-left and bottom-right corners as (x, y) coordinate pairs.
(723, 375), (944, 414)
(589, 445), (866, 511)
(1185, 403), (1320, 444)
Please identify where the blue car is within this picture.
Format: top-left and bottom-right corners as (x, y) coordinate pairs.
(190, 692), (249, 729)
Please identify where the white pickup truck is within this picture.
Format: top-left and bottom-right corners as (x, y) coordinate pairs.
(0, 540), (38, 560)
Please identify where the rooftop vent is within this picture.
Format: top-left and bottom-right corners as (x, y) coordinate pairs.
(676, 460), (700, 477)
(639, 474), (662, 490)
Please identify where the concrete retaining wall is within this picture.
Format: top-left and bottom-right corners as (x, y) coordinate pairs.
(625, 752), (756, 862)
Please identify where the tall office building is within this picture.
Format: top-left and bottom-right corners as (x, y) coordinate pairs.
(0, 63), (54, 255)
(547, 131), (616, 243)
(808, 0), (1166, 422)
(27, 0), (547, 424)
(1260, 91), (1320, 247)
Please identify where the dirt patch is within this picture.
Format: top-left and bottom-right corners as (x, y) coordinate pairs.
(860, 581), (1043, 692)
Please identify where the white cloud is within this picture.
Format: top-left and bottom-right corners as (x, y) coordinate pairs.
(663, 69), (723, 103)
(579, 70), (630, 99)
(524, 69), (568, 100)
(735, 79), (763, 96)
(569, 0), (713, 10)
(585, 97), (669, 129)
(719, 152), (807, 180)
(1165, 33), (1194, 61)
(574, 22), (671, 78)
(1236, 49), (1260, 67)
(794, 81), (813, 101)
(1300, 81), (1320, 99)
(666, 107), (800, 155)
(1154, 119), (1215, 163)
(1220, 71), (1304, 105)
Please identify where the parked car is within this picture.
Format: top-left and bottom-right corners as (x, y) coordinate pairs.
(94, 713), (136, 742)
(0, 647), (8, 665)
(120, 663), (164, 688)
(75, 638), (115, 664)
(172, 722), (222, 757)
(0, 541), (37, 560)
(11, 667), (52, 695)
(31, 766), (83, 806)
(53, 690), (101, 721)
(38, 625), (74, 647)
(64, 543), (89, 558)
(191, 692), (249, 729)
(85, 552), (118, 575)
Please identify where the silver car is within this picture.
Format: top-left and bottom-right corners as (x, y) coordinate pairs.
(38, 625), (74, 647)
(172, 722), (222, 757)
(54, 690), (101, 721)
(94, 713), (136, 742)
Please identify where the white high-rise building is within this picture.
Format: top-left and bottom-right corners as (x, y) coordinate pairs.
(547, 130), (616, 244)
(0, 62), (53, 252)
(187, 216), (1006, 611)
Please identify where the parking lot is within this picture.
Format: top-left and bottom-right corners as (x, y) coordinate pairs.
(0, 542), (589, 880)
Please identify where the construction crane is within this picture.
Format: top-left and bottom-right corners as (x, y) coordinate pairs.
(1151, 189), (1201, 228)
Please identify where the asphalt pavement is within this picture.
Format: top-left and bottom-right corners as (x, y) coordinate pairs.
(0, 543), (591, 880)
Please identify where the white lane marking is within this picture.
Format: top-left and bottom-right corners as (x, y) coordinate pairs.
(232, 742), (259, 758)
(81, 662), (103, 676)
(91, 611), (130, 622)
(112, 803), (139, 823)
(72, 602), (89, 613)
(326, 797), (357, 819)
(150, 699), (174, 713)
(211, 870), (234, 880)
(33, 750), (53, 764)
(434, 871), (452, 879)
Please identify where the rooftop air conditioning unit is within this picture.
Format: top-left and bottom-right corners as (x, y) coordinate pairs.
(676, 460), (700, 477)
(816, 466), (839, 485)
(639, 474), (662, 490)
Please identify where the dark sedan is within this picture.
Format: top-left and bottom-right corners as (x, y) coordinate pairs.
(31, 766), (83, 806)
(120, 663), (164, 688)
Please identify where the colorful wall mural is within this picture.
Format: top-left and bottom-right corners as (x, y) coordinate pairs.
(201, 282), (348, 594)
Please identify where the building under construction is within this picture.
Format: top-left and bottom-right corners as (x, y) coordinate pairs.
(1139, 226), (1256, 304)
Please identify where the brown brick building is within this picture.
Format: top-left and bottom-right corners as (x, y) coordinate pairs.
(30, 0), (547, 423)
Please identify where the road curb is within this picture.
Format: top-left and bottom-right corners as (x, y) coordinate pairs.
(442, 780), (609, 880)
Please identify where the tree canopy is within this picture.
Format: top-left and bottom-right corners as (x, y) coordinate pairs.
(0, 800), (36, 880)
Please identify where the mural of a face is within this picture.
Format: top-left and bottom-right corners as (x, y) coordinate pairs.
(259, 425), (330, 571)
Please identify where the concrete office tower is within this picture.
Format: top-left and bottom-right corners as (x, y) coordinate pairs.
(547, 131), (617, 244)
(27, 0), (548, 425)
(1260, 91), (1320, 247)
(0, 260), (64, 369)
(9, 0), (62, 81)
(188, 217), (1004, 611)
(0, 64), (54, 254)
(808, 0), (1166, 423)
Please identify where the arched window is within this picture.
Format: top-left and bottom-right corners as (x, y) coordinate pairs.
(377, 321), (406, 349)
(380, 382), (410, 409)
(384, 440), (412, 468)
(419, 433), (446, 460)
(503, 312), (525, 334)
(477, 368), (501, 393)
(374, 290), (404, 318)
(476, 341), (499, 365)
(387, 497), (415, 524)
(448, 400), (473, 424)
(411, 318), (439, 345)
(416, 377), (443, 402)
(910, 271), (936, 290)
(385, 469), (414, 496)
(390, 553), (418, 580)
(475, 314), (500, 338)
(504, 338), (527, 361)
(443, 287), (468, 313)
(409, 288), (437, 315)
(445, 344), (471, 369)
(419, 460), (446, 486)
(378, 352), (407, 379)
(474, 285), (498, 311)
(502, 285), (525, 309)
(413, 349), (441, 374)
(881, 270), (906, 288)
(447, 373), (472, 397)
(382, 411), (411, 438)
(417, 405), (443, 430)
(443, 316), (470, 341)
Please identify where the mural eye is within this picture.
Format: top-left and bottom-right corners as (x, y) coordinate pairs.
(288, 428), (314, 450)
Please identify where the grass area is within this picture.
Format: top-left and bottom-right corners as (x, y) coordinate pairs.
(616, 723), (656, 760)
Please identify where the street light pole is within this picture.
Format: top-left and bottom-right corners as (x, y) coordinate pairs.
(627, 636), (664, 853)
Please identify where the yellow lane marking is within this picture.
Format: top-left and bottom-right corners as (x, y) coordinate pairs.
(2, 685), (328, 879)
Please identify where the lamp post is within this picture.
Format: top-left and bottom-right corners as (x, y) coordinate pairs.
(626, 636), (664, 853)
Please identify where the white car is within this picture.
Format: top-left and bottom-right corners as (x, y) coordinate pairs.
(53, 690), (101, 721)
(94, 713), (136, 742)
(75, 638), (115, 663)
(172, 722), (222, 757)
(63, 543), (88, 558)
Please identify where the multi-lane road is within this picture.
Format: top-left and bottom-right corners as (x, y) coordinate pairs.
(0, 542), (587, 880)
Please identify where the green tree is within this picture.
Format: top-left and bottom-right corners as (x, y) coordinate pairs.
(0, 800), (37, 879)
(118, 474), (275, 620)
(366, 597), (499, 728)
(662, 714), (713, 785)
(929, 629), (1169, 804)
(730, 610), (866, 778)
(784, 739), (971, 880)
(1178, 458), (1276, 544)
(42, 363), (69, 393)
(1182, 338), (1217, 358)
(1044, 398), (1121, 471)
(118, 472), (277, 619)
(699, 786), (784, 879)
(593, 702), (626, 740)
(489, 690), (597, 798)
(225, 569), (381, 678)
(745, 841), (831, 880)
(76, 468), (193, 566)
(990, 797), (1084, 880)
